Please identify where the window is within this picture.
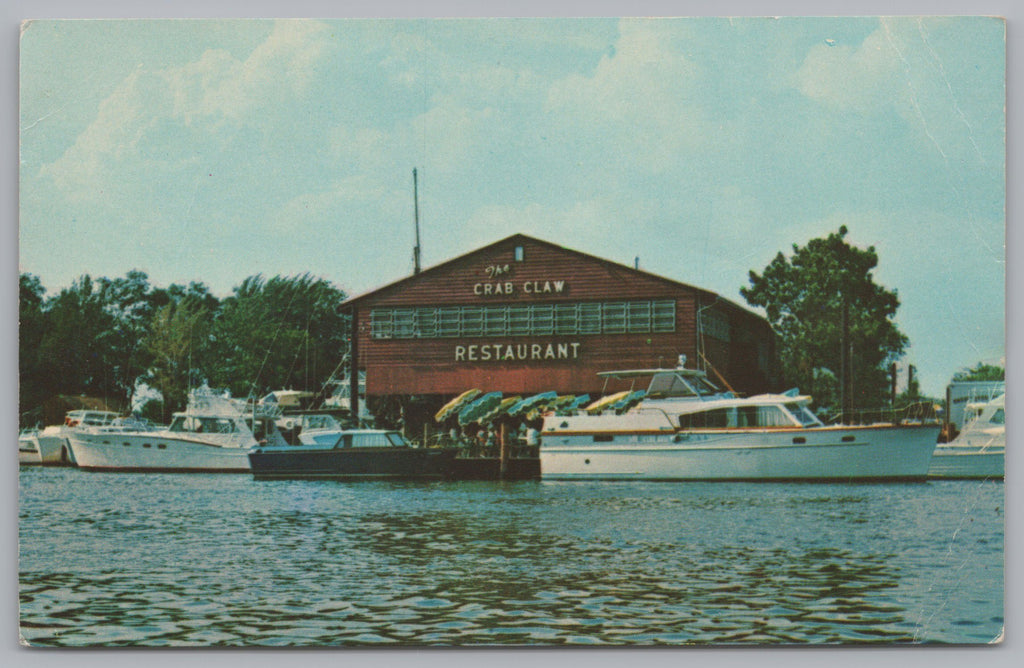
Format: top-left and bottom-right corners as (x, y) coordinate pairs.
(679, 409), (730, 429)
(438, 307), (461, 337)
(554, 303), (578, 335)
(483, 306), (506, 336)
(368, 299), (679, 339)
(462, 307), (483, 336)
(415, 308), (437, 338)
(652, 301), (675, 332)
(603, 302), (626, 333)
(514, 246), (525, 262)
(370, 310), (393, 338)
(508, 305), (531, 335)
(785, 403), (823, 427)
(578, 302), (602, 334)
(627, 302), (651, 333)
(392, 309), (416, 338)
(532, 304), (554, 335)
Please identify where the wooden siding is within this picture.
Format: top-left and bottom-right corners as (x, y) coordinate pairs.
(362, 237), (688, 307)
(349, 236), (776, 397)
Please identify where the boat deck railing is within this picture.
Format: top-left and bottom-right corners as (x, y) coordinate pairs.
(826, 402), (942, 427)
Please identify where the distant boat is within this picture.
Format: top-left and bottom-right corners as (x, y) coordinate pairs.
(18, 428), (42, 465)
(928, 393), (1004, 479)
(540, 357), (940, 482)
(18, 410), (123, 466)
(248, 429), (458, 480)
(67, 392), (285, 472)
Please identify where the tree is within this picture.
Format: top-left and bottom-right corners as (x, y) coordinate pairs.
(19, 274), (47, 426)
(741, 226), (908, 417)
(34, 275), (117, 404)
(94, 270), (161, 407)
(142, 293), (216, 417)
(953, 362), (1005, 382)
(206, 274), (348, 399)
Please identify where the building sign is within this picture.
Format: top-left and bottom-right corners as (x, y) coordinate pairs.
(455, 342), (582, 362)
(473, 280), (567, 297)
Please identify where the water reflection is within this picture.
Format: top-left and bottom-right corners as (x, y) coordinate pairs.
(18, 470), (1003, 646)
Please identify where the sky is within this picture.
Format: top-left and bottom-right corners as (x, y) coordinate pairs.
(17, 16), (1005, 398)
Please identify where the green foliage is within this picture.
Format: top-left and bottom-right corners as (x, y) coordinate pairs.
(18, 271), (348, 426)
(953, 362), (1005, 382)
(741, 227), (908, 413)
(206, 274), (349, 399)
(142, 297), (215, 415)
(19, 274), (47, 424)
(33, 275), (117, 406)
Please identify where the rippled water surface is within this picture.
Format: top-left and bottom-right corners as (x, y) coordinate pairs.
(19, 467), (1003, 646)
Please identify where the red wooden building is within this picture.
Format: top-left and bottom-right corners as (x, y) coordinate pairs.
(342, 234), (779, 424)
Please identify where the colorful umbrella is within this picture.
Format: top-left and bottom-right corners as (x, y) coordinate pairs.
(508, 391), (558, 417)
(566, 394), (591, 411)
(613, 390), (647, 413)
(478, 396), (522, 424)
(458, 392), (503, 426)
(435, 389), (481, 422)
(585, 391), (630, 414)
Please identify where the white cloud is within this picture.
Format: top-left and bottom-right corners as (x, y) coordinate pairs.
(794, 28), (902, 115)
(544, 20), (707, 171)
(40, 20), (337, 205)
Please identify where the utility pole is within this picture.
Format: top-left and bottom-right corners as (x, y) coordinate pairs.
(413, 168), (421, 275)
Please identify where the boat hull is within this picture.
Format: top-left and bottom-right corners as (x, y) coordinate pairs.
(36, 433), (74, 465)
(18, 435), (41, 465)
(248, 446), (459, 480)
(67, 432), (251, 472)
(927, 448), (1004, 479)
(540, 425), (940, 481)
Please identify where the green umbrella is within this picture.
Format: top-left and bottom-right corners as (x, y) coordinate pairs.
(479, 396), (522, 424)
(458, 392), (503, 426)
(435, 389), (481, 422)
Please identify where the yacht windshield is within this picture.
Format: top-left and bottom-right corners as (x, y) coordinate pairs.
(647, 372), (719, 398)
(785, 403), (824, 427)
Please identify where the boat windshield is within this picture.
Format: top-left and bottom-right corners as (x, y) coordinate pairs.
(303, 414), (341, 430)
(169, 416), (238, 434)
(785, 403), (824, 427)
(340, 432), (412, 448)
(646, 372), (720, 399)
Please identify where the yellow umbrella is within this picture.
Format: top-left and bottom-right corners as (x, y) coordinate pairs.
(585, 391), (630, 414)
(479, 396), (522, 424)
(435, 389), (481, 422)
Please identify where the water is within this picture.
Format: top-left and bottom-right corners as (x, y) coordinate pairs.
(18, 467), (1004, 647)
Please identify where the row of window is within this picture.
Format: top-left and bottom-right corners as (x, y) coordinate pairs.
(676, 403), (821, 429)
(370, 300), (677, 339)
(100, 440), (168, 449)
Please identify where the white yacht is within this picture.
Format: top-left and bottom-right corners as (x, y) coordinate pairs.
(928, 393), (1004, 479)
(540, 358), (940, 481)
(18, 410), (122, 466)
(18, 428), (42, 465)
(66, 392), (286, 472)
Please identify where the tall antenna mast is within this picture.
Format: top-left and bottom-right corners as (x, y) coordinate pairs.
(413, 168), (421, 274)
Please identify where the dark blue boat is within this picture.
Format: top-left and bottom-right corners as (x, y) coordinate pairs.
(248, 429), (458, 480)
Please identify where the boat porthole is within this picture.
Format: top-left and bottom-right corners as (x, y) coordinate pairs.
(123, 442), (130, 447)
(143, 443), (152, 448)
(584, 458), (590, 465)
(103, 440), (111, 445)
(157, 444), (166, 449)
